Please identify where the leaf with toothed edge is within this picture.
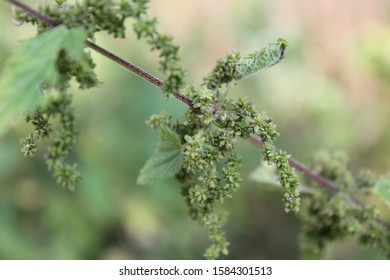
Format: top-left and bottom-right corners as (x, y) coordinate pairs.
(137, 126), (183, 185)
(236, 38), (288, 79)
(0, 26), (86, 135)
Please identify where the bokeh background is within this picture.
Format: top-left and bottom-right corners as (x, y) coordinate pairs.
(0, 0), (390, 259)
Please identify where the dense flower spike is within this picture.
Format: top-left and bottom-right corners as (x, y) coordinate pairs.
(143, 79), (298, 257)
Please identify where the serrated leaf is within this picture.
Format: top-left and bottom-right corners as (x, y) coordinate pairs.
(0, 26), (87, 135)
(372, 178), (390, 209)
(236, 38), (288, 79)
(137, 127), (183, 185)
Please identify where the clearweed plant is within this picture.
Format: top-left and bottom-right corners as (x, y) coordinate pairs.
(0, 0), (389, 259)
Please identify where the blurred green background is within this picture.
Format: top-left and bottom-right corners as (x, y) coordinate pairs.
(1, 0), (390, 259)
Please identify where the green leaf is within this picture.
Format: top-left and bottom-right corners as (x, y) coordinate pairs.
(236, 38), (288, 79)
(137, 127), (183, 185)
(372, 177), (390, 209)
(0, 26), (87, 135)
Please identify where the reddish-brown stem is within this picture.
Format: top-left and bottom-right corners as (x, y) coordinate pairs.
(248, 136), (390, 229)
(248, 135), (339, 192)
(7, 0), (340, 193)
(86, 41), (164, 88)
(10, 0), (58, 26)
(87, 41), (193, 106)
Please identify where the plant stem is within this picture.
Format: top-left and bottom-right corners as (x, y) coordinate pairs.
(248, 135), (339, 192)
(7, 0), (340, 194)
(86, 41), (193, 107)
(10, 0), (58, 26)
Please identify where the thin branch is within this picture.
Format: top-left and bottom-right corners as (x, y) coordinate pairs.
(248, 135), (339, 192)
(7, 0), (341, 194)
(10, 0), (58, 26)
(87, 41), (193, 106)
(86, 41), (163, 88)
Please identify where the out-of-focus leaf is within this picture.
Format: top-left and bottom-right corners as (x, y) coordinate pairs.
(356, 27), (390, 85)
(236, 38), (288, 79)
(137, 127), (183, 185)
(0, 26), (86, 134)
(250, 162), (279, 188)
(372, 177), (390, 209)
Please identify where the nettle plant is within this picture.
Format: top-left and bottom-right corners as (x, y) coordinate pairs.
(1, 0), (389, 259)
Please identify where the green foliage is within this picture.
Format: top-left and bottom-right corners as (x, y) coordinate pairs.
(2, 0), (389, 260)
(7, 0), (144, 190)
(137, 126), (183, 185)
(3, 0), (300, 258)
(236, 38), (288, 79)
(372, 178), (390, 209)
(0, 26), (86, 134)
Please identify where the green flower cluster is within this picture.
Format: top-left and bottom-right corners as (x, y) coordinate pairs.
(16, 0), (137, 190)
(145, 73), (299, 258)
(15, 0), (143, 38)
(44, 92), (81, 191)
(146, 91), (244, 258)
(20, 110), (52, 157)
(299, 151), (390, 258)
(20, 92), (81, 191)
(201, 50), (300, 213)
(137, 30), (299, 258)
(203, 52), (241, 91)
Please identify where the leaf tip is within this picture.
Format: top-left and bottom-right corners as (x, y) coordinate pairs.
(277, 38), (288, 48)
